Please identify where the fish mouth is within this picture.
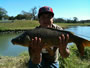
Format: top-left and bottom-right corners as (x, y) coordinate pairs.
(11, 39), (24, 45)
(11, 39), (16, 45)
(11, 39), (20, 45)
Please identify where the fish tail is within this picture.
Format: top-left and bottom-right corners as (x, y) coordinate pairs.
(82, 40), (90, 47)
(74, 36), (90, 56)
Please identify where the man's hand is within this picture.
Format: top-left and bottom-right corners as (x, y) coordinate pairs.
(58, 34), (70, 58)
(30, 37), (43, 64)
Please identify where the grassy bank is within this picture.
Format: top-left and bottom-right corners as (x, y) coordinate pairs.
(0, 20), (39, 30)
(0, 20), (90, 30)
(0, 52), (29, 68)
(0, 46), (90, 68)
(55, 22), (90, 28)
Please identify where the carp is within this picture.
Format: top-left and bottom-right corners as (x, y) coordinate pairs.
(11, 27), (90, 56)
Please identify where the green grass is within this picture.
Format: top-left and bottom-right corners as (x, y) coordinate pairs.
(59, 45), (90, 68)
(0, 20), (39, 30)
(0, 46), (90, 68)
(55, 23), (90, 28)
(0, 20), (90, 30)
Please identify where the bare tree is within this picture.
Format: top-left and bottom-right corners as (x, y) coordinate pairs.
(31, 7), (37, 20)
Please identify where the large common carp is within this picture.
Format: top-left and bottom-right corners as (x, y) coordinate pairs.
(11, 27), (90, 56)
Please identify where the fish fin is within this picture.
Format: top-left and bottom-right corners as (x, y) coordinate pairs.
(75, 43), (84, 56)
(43, 43), (54, 56)
(82, 40), (90, 47)
(46, 47), (54, 56)
(74, 37), (90, 56)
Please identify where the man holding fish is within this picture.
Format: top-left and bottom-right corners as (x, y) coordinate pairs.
(11, 6), (90, 68)
(28, 6), (70, 68)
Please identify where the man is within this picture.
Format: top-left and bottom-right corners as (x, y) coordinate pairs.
(28, 6), (70, 68)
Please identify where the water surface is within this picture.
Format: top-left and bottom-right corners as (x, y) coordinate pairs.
(0, 33), (28, 56)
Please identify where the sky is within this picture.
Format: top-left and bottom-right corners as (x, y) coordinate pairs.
(0, 0), (90, 20)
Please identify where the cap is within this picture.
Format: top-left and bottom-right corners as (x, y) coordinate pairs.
(38, 6), (54, 18)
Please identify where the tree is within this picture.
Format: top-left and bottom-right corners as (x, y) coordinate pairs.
(9, 16), (15, 20)
(21, 11), (32, 20)
(15, 14), (25, 20)
(54, 18), (65, 23)
(14, 7), (37, 20)
(15, 11), (33, 20)
(0, 7), (7, 20)
(31, 7), (37, 20)
(66, 19), (73, 23)
(73, 17), (78, 23)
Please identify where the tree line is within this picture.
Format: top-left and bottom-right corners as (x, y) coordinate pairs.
(54, 17), (90, 23)
(0, 7), (37, 20)
(0, 7), (90, 23)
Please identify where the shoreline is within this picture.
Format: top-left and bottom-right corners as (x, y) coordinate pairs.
(0, 24), (90, 34)
(0, 27), (67, 34)
(0, 29), (30, 34)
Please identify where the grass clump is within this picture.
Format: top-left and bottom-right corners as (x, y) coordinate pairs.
(0, 52), (29, 68)
(59, 45), (90, 68)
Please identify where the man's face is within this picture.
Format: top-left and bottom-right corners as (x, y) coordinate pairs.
(39, 13), (53, 27)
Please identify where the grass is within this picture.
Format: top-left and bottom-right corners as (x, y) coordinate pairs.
(0, 46), (90, 68)
(55, 23), (90, 28)
(59, 45), (90, 68)
(0, 20), (39, 30)
(0, 20), (90, 30)
(0, 52), (29, 68)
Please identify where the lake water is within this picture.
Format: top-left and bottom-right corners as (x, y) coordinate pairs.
(0, 33), (28, 56)
(0, 26), (90, 56)
(65, 26), (90, 40)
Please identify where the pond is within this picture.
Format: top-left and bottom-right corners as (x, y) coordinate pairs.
(65, 26), (90, 40)
(0, 26), (90, 56)
(0, 33), (28, 56)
